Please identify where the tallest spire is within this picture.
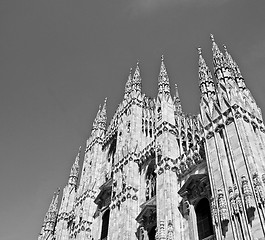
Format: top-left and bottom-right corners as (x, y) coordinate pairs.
(158, 55), (171, 96)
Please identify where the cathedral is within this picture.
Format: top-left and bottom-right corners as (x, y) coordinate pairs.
(38, 35), (265, 240)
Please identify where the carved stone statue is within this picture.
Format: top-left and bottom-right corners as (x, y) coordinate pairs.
(140, 227), (149, 240)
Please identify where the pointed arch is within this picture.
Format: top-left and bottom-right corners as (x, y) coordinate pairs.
(195, 198), (214, 240)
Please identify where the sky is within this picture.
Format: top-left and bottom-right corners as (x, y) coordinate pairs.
(1, 0), (265, 239)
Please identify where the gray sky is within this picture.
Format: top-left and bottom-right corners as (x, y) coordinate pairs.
(1, 1), (265, 239)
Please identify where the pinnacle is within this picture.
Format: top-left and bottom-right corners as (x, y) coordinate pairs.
(134, 61), (140, 76)
(210, 34), (227, 70)
(159, 55), (168, 78)
(124, 68), (133, 95)
(78, 146), (81, 157)
(198, 46), (215, 98)
(158, 55), (171, 96)
(222, 44), (246, 89)
(197, 47), (207, 68)
(223, 44), (228, 52)
(210, 33), (215, 42)
(101, 97), (107, 115)
(132, 61), (141, 91)
(69, 146), (81, 181)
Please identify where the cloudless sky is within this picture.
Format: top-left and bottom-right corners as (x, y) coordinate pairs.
(1, 1), (265, 239)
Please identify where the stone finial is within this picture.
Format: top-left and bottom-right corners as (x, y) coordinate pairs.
(210, 33), (215, 42)
(223, 44), (227, 52)
(197, 47), (202, 55)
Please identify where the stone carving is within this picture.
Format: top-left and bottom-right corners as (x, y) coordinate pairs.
(217, 189), (229, 224)
(206, 131), (214, 139)
(159, 220), (166, 240)
(211, 198), (218, 226)
(228, 186), (239, 215)
(140, 226), (149, 240)
(155, 227), (159, 240)
(252, 173), (265, 205)
(166, 220), (174, 240)
(241, 175), (255, 212)
(122, 172), (126, 191)
(233, 184), (243, 213)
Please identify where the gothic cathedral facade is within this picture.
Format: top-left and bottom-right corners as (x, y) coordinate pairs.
(38, 35), (265, 240)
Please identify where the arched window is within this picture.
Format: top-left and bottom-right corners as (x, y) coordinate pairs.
(145, 160), (156, 201)
(195, 198), (214, 240)
(100, 209), (110, 240)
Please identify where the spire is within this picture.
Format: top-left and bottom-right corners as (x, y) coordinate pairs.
(68, 146), (81, 185)
(174, 84), (182, 114)
(46, 191), (57, 215)
(198, 47), (216, 100)
(45, 189), (60, 227)
(174, 83), (179, 99)
(158, 55), (171, 95)
(97, 97), (107, 130)
(92, 104), (101, 132)
(132, 61), (141, 92)
(124, 68), (133, 96)
(223, 45), (246, 90)
(52, 188), (60, 213)
(210, 34), (227, 71)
